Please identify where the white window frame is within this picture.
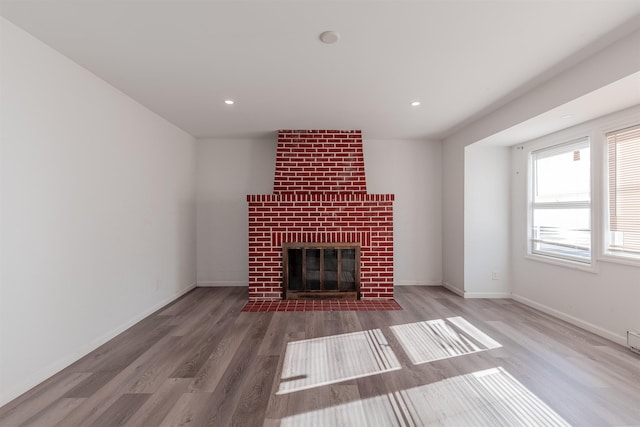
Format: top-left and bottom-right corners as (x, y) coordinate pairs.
(526, 136), (594, 269)
(601, 120), (640, 267)
(519, 106), (640, 272)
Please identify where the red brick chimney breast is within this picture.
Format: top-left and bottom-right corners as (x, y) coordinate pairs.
(247, 130), (394, 301)
(274, 130), (367, 194)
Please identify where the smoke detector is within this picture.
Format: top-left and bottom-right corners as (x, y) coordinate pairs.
(319, 31), (340, 44)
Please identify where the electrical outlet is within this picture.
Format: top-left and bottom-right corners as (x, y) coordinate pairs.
(491, 272), (498, 280)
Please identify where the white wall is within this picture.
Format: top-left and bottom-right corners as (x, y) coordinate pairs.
(196, 138), (443, 287)
(442, 138), (465, 295)
(196, 138), (277, 285)
(510, 107), (640, 344)
(464, 144), (511, 297)
(0, 19), (197, 405)
(364, 139), (442, 286)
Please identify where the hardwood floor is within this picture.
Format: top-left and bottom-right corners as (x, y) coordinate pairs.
(1, 286), (639, 426)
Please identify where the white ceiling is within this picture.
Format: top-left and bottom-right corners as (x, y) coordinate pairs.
(1, 0), (640, 141)
(479, 70), (640, 146)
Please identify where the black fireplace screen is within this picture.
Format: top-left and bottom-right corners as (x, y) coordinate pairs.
(283, 243), (360, 299)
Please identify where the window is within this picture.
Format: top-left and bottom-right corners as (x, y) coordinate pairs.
(605, 124), (640, 260)
(530, 138), (591, 263)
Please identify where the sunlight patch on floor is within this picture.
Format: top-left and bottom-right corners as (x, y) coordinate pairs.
(279, 367), (570, 426)
(390, 316), (502, 365)
(277, 329), (401, 395)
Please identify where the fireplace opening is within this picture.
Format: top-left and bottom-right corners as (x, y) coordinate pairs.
(283, 242), (360, 300)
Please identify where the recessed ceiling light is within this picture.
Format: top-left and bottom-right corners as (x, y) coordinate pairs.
(411, 101), (421, 107)
(225, 100), (234, 105)
(319, 31), (340, 44)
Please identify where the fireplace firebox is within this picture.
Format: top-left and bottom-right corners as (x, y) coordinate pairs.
(283, 242), (360, 300)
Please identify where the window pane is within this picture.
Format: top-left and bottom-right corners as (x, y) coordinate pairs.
(532, 207), (591, 261)
(535, 146), (590, 202)
(530, 138), (591, 263)
(606, 124), (640, 259)
(607, 230), (640, 258)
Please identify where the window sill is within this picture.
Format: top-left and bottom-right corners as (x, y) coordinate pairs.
(524, 254), (598, 274)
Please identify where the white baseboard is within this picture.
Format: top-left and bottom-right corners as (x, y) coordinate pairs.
(0, 282), (197, 407)
(511, 293), (626, 346)
(464, 291), (512, 299)
(442, 281), (464, 297)
(396, 280), (442, 286)
(197, 281), (247, 287)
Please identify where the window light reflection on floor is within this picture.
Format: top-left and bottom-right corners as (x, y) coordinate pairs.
(390, 316), (502, 365)
(277, 329), (401, 395)
(279, 367), (570, 426)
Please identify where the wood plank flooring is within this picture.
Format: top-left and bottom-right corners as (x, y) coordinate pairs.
(1, 286), (639, 426)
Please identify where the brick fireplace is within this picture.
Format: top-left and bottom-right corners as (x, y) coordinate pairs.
(247, 130), (394, 301)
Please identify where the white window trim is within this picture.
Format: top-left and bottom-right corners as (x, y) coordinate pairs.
(520, 105), (640, 272)
(524, 252), (598, 273)
(526, 133), (595, 271)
